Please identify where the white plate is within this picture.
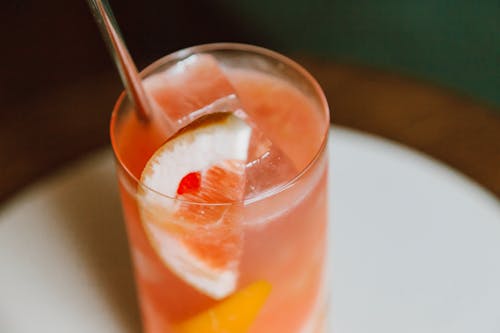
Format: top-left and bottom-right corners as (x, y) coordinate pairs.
(1, 127), (499, 332)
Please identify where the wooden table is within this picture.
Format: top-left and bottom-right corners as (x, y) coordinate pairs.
(1, 62), (499, 204)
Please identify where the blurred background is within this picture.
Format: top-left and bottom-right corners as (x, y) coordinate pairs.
(1, 0), (499, 202)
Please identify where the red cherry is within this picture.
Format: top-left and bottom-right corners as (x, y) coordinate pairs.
(177, 172), (202, 195)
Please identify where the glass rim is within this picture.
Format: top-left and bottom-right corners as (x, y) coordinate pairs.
(110, 42), (330, 206)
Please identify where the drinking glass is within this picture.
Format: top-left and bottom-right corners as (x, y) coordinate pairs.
(110, 43), (330, 333)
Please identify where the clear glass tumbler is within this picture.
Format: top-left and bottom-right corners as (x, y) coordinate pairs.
(110, 43), (330, 333)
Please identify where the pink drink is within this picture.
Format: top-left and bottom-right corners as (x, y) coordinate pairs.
(111, 44), (329, 332)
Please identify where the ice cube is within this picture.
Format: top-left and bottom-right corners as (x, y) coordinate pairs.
(143, 53), (297, 198)
(244, 130), (297, 199)
(144, 53), (241, 128)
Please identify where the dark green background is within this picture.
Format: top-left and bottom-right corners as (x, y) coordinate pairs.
(3, 1), (498, 110)
(218, 0), (500, 108)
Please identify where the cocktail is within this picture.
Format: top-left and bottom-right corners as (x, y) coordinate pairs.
(110, 43), (329, 332)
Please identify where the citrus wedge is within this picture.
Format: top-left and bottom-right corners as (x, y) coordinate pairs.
(175, 280), (272, 333)
(138, 113), (252, 299)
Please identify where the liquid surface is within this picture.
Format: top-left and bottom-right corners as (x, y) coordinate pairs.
(113, 64), (325, 200)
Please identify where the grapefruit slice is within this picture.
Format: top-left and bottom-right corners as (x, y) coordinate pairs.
(138, 113), (252, 299)
(174, 280), (272, 333)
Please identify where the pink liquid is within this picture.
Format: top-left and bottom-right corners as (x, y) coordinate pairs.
(111, 65), (329, 333)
